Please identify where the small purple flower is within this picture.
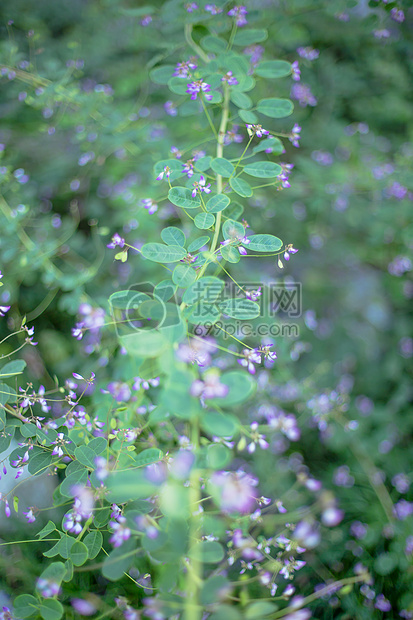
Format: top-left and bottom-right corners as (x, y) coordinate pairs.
(291, 61), (300, 81)
(182, 159), (195, 178)
(185, 2), (198, 12)
(107, 233), (125, 249)
(291, 83), (317, 107)
(222, 71), (238, 85)
(228, 6), (248, 27)
(105, 381), (132, 402)
(174, 59), (197, 78)
(164, 101), (178, 116)
(374, 29), (391, 39)
(186, 80), (212, 101)
(190, 371), (229, 399)
(140, 15), (152, 26)
(247, 422), (269, 453)
(156, 166), (171, 181)
(0, 306), (10, 317)
(321, 506), (344, 526)
(211, 470), (258, 514)
(258, 344), (277, 362)
(71, 599), (97, 616)
(284, 244), (298, 261)
(238, 348), (261, 374)
(23, 508), (36, 523)
(51, 433), (71, 457)
(246, 124), (269, 138)
(141, 198), (158, 214)
(133, 376), (160, 390)
(289, 123), (301, 148)
(390, 7), (404, 22)
(109, 516), (131, 547)
(245, 287), (261, 301)
(224, 125), (243, 145)
(36, 578), (61, 598)
(375, 594), (391, 612)
(205, 4), (223, 14)
(94, 456), (109, 481)
(297, 46), (319, 60)
(192, 175), (211, 197)
(393, 499), (413, 520)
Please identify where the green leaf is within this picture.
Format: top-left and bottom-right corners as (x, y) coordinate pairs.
(131, 448), (163, 467)
(214, 371), (256, 406)
(222, 219), (245, 240)
(0, 359), (27, 378)
(141, 243), (187, 263)
(83, 530), (103, 559)
(201, 411), (239, 437)
(232, 75), (255, 92)
(154, 158), (184, 182)
(244, 234), (282, 252)
(229, 177), (252, 197)
(207, 444), (232, 469)
(201, 576), (231, 606)
(74, 445), (96, 469)
(194, 213), (215, 229)
(252, 137), (284, 155)
(194, 156), (212, 172)
(38, 562), (67, 585)
(149, 65), (175, 84)
(154, 280), (177, 302)
(220, 245), (240, 263)
(255, 60), (292, 78)
(257, 97), (294, 118)
(106, 470), (156, 503)
(183, 277), (224, 305)
(209, 605), (242, 620)
(0, 424), (15, 451)
(102, 538), (136, 581)
(159, 370), (201, 419)
(244, 161), (282, 178)
(225, 202), (244, 220)
(172, 264), (197, 288)
(36, 520), (56, 540)
(230, 90), (253, 109)
(87, 436), (107, 454)
(188, 236), (210, 252)
(189, 540), (224, 563)
(57, 534), (75, 559)
(69, 541), (89, 566)
(60, 468), (88, 497)
(13, 594), (39, 618)
(168, 76), (188, 95)
(374, 552), (398, 575)
(159, 482), (190, 519)
(239, 109), (258, 124)
(206, 194), (230, 213)
(39, 599), (64, 620)
(225, 54), (250, 76)
(233, 29), (268, 46)
(168, 186), (201, 209)
(211, 158), (235, 177)
(244, 602), (279, 619)
(0, 383), (16, 406)
(161, 226), (186, 247)
(201, 35), (227, 52)
(218, 298), (261, 319)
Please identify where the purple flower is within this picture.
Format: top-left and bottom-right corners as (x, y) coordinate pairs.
(192, 175), (211, 197)
(105, 381), (132, 402)
(277, 163), (294, 189)
(174, 59), (197, 78)
(51, 433), (71, 457)
(190, 371), (229, 399)
(186, 80), (212, 101)
(141, 198), (158, 214)
(107, 233), (125, 249)
(176, 337), (216, 366)
(182, 159), (195, 178)
(36, 578), (61, 598)
(258, 344), (277, 362)
(284, 244), (298, 261)
(291, 83), (317, 107)
(238, 348), (261, 374)
(390, 7), (404, 22)
(211, 470), (258, 514)
(23, 508), (36, 523)
(321, 506), (344, 526)
(246, 124), (269, 138)
(140, 15), (152, 26)
(247, 422), (269, 453)
(244, 45), (264, 69)
(297, 46), (319, 60)
(222, 71), (238, 85)
(133, 376), (160, 390)
(164, 101), (178, 116)
(289, 123), (301, 148)
(109, 516), (131, 547)
(224, 125), (243, 145)
(245, 287), (261, 301)
(375, 594), (391, 612)
(205, 4), (223, 14)
(228, 6), (248, 27)
(156, 166), (171, 181)
(291, 61), (300, 81)
(185, 2), (198, 12)
(71, 599), (97, 616)
(374, 29), (390, 39)
(393, 499), (413, 520)
(0, 306), (10, 317)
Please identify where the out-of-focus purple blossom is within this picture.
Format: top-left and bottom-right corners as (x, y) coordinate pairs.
(192, 175), (211, 197)
(392, 473), (410, 494)
(71, 599), (97, 616)
(222, 71), (238, 85)
(186, 80), (212, 101)
(170, 146), (182, 159)
(0, 306), (10, 317)
(141, 198), (158, 214)
(393, 499), (413, 520)
(267, 410), (301, 441)
(135, 514), (159, 540)
(390, 7), (404, 22)
(405, 536), (413, 555)
(109, 516), (131, 547)
(293, 521), (320, 548)
(105, 381), (132, 402)
(228, 5), (248, 26)
(176, 336), (216, 366)
(291, 83), (317, 107)
(280, 557), (306, 579)
(107, 233), (125, 249)
(312, 150), (333, 166)
(245, 286), (261, 301)
(140, 15), (152, 26)
(322, 506), (344, 526)
(388, 255), (411, 276)
(291, 61), (300, 81)
(334, 465), (355, 488)
(211, 470), (258, 514)
(190, 371), (229, 399)
(336, 12), (349, 21)
(244, 44), (264, 70)
(224, 125), (243, 145)
(164, 101), (178, 116)
(133, 377), (160, 390)
(94, 456), (109, 481)
(297, 46), (319, 60)
(386, 181), (407, 200)
(374, 29), (391, 39)
(168, 450), (195, 480)
(156, 166), (171, 181)
(246, 124), (269, 138)
(375, 594), (391, 611)
(238, 348), (261, 374)
(182, 159), (195, 178)
(289, 123), (301, 148)
(185, 2), (198, 12)
(205, 4), (223, 14)
(399, 337), (413, 359)
(36, 578), (61, 598)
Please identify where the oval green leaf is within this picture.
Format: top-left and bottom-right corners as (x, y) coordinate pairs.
(211, 158), (235, 177)
(257, 97), (294, 118)
(255, 60), (292, 78)
(244, 161), (282, 178)
(161, 226), (186, 247)
(168, 186), (201, 209)
(229, 177), (253, 197)
(141, 243), (187, 263)
(244, 234), (282, 252)
(194, 212), (215, 229)
(206, 194), (230, 213)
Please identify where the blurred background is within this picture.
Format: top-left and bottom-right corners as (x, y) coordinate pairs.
(0, 0), (412, 616)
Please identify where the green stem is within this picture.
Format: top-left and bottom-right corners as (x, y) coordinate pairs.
(184, 23), (210, 64)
